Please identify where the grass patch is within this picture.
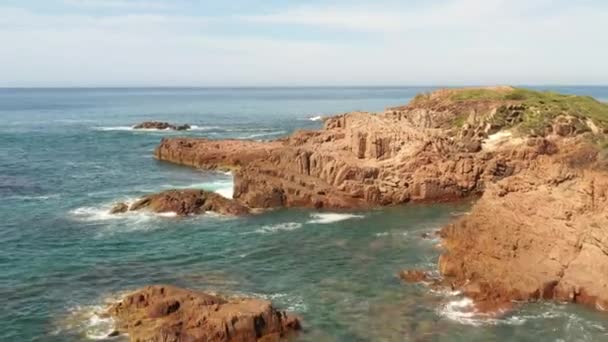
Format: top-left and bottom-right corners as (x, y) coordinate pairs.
(449, 88), (608, 134)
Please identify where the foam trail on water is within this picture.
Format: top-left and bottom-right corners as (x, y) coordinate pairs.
(307, 213), (364, 224)
(179, 179), (234, 199)
(254, 222), (303, 234)
(53, 304), (116, 340)
(308, 115), (323, 121)
(237, 131), (286, 139)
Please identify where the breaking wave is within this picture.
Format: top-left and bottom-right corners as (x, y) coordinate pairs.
(307, 213), (364, 224)
(253, 222), (303, 234)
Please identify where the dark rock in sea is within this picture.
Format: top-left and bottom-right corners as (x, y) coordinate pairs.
(133, 121), (190, 131)
(109, 202), (128, 214)
(175, 124), (191, 131)
(128, 189), (249, 216)
(105, 285), (301, 342)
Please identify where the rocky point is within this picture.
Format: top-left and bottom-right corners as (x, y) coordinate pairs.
(151, 87), (608, 314)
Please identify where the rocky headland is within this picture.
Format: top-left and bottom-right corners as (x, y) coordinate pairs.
(134, 121), (191, 131)
(104, 285), (300, 342)
(151, 86), (608, 315)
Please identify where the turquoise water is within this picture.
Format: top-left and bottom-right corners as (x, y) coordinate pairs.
(2, 87), (608, 341)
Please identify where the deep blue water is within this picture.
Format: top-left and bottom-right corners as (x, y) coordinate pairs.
(2, 87), (608, 341)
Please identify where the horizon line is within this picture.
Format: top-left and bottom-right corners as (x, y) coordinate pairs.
(2, 84), (608, 90)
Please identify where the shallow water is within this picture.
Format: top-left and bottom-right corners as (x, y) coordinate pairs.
(2, 87), (608, 341)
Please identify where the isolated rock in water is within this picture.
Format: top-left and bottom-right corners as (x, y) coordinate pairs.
(109, 202), (128, 214)
(133, 121), (190, 131)
(175, 124), (191, 131)
(106, 285), (301, 342)
(129, 189), (249, 216)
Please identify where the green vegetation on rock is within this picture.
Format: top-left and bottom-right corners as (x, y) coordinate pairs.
(450, 87), (608, 135)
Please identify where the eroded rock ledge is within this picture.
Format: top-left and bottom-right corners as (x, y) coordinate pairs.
(111, 189), (250, 216)
(152, 87), (608, 313)
(105, 285), (300, 342)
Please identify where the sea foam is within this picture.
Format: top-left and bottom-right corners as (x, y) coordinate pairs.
(307, 213), (364, 224)
(253, 222), (303, 234)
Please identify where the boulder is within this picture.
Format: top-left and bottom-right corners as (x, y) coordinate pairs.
(128, 189), (249, 216)
(109, 202), (128, 214)
(106, 285), (301, 342)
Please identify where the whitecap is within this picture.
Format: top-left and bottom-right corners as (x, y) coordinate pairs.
(69, 198), (177, 224)
(237, 131), (287, 139)
(374, 231), (408, 237)
(189, 125), (221, 131)
(172, 179), (234, 199)
(214, 186), (234, 199)
(93, 126), (136, 131)
(307, 213), (364, 224)
(308, 115), (323, 121)
(236, 292), (308, 313)
(440, 297), (480, 325)
(53, 304), (116, 340)
(6, 194), (61, 201)
(253, 222), (303, 234)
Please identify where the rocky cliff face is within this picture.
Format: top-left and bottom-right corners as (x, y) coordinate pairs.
(154, 98), (532, 209)
(106, 285), (301, 342)
(153, 87), (608, 313)
(439, 140), (608, 311)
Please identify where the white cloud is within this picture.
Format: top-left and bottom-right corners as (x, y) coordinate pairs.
(0, 1), (607, 86)
(63, 0), (171, 10)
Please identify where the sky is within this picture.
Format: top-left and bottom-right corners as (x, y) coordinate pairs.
(1, 0), (607, 87)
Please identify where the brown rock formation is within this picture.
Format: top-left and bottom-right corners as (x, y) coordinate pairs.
(134, 121), (191, 131)
(114, 189), (249, 216)
(151, 87), (608, 313)
(399, 269), (432, 283)
(106, 285), (300, 342)
(439, 139), (608, 312)
(154, 105), (520, 209)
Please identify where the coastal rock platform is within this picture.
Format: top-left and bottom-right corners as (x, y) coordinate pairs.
(105, 285), (301, 342)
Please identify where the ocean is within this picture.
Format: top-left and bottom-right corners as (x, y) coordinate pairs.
(2, 86), (608, 341)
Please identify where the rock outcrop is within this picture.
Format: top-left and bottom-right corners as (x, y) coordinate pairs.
(439, 139), (608, 312)
(105, 285), (301, 342)
(134, 121), (191, 131)
(112, 189), (250, 216)
(152, 87), (608, 313)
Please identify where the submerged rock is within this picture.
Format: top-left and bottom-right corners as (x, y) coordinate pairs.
(106, 285), (301, 342)
(133, 121), (190, 131)
(128, 189), (250, 216)
(399, 269), (432, 283)
(109, 202), (128, 214)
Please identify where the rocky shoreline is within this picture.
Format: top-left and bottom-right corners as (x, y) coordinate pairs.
(150, 86), (608, 316)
